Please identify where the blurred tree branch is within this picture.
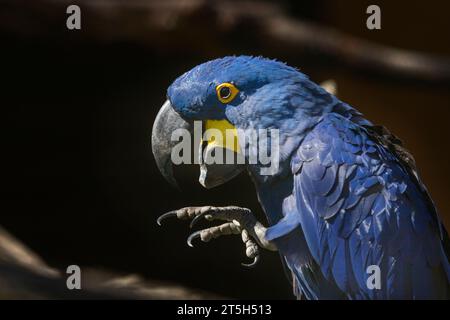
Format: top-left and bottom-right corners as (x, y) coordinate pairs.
(1, 0), (450, 83)
(0, 226), (222, 299)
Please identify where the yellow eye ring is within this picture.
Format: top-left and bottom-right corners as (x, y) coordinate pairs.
(216, 82), (239, 104)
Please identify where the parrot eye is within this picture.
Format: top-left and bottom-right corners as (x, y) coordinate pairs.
(216, 82), (239, 104)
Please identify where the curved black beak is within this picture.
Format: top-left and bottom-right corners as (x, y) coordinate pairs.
(151, 100), (191, 188)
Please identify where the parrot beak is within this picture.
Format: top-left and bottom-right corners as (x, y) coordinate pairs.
(151, 100), (245, 189)
(198, 153), (245, 189)
(199, 119), (245, 188)
(151, 100), (189, 188)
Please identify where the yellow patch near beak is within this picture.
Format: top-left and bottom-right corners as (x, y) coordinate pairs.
(203, 120), (240, 153)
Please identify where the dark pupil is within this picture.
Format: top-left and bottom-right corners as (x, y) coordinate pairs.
(219, 86), (231, 99)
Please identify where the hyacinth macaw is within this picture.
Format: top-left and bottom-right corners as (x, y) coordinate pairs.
(151, 56), (450, 299)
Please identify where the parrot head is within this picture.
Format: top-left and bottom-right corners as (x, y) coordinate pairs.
(152, 56), (337, 188)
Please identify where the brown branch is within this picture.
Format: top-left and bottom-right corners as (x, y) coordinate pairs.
(0, 226), (223, 299)
(1, 0), (449, 83)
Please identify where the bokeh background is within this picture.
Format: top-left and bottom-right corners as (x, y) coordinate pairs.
(1, 0), (450, 299)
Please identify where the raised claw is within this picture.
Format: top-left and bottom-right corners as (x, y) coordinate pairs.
(241, 255), (260, 268)
(187, 230), (202, 247)
(156, 211), (178, 226)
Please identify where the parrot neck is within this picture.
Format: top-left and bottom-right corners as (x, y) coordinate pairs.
(225, 79), (344, 184)
(231, 99), (370, 185)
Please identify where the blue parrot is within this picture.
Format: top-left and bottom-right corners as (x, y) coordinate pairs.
(152, 56), (450, 299)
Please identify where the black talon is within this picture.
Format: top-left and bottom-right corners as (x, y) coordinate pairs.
(241, 255), (260, 268)
(187, 230), (202, 247)
(189, 211), (208, 228)
(156, 211), (178, 226)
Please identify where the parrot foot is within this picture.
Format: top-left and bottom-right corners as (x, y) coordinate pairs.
(157, 206), (277, 268)
(186, 221), (260, 267)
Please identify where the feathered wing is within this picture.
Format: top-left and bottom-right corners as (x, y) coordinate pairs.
(284, 113), (449, 299)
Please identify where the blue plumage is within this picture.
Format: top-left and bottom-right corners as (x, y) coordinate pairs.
(283, 113), (449, 299)
(166, 56), (450, 299)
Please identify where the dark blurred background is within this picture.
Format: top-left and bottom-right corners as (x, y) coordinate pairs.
(1, 0), (449, 299)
